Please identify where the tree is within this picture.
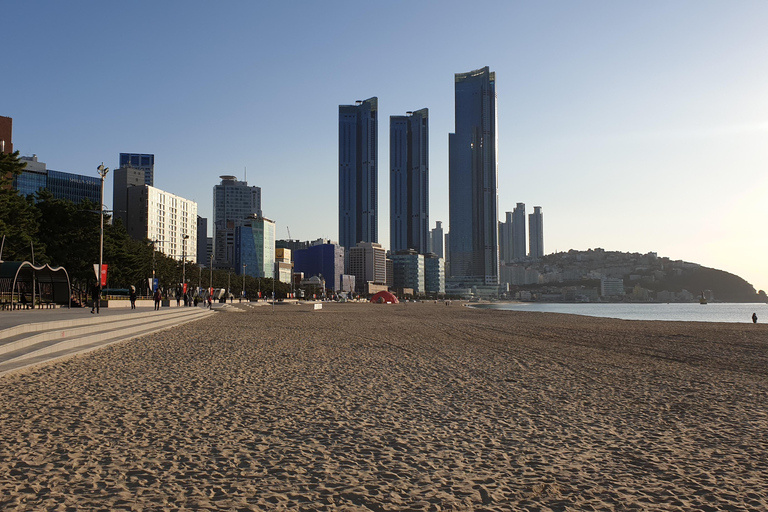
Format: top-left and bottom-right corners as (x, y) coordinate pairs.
(0, 151), (41, 262)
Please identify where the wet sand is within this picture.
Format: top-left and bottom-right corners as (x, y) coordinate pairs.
(1, 302), (766, 511)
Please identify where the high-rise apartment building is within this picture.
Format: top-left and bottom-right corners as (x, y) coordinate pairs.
(391, 250), (425, 295)
(339, 97), (378, 251)
(0, 116), (12, 154)
(448, 67), (499, 285)
(213, 175), (262, 268)
(499, 212), (513, 264)
(430, 221), (444, 258)
(125, 185), (197, 263)
(390, 108), (429, 254)
(197, 216), (209, 267)
(512, 203), (526, 261)
(528, 206), (543, 260)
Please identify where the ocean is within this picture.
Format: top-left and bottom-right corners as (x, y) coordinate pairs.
(472, 302), (767, 324)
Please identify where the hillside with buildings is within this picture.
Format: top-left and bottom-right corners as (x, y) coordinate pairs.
(502, 249), (764, 303)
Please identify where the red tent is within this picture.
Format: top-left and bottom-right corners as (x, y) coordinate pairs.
(369, 290), (399, 304)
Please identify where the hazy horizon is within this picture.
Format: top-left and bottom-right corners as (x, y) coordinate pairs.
(4, 1), (766, 291)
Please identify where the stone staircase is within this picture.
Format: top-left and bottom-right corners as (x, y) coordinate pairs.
(0, 307), (214, 376)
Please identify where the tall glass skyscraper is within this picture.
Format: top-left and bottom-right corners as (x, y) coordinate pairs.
(448, 67), (499, 285)
(512, 202), (527, 261)
(213, 175), (262, 267)
(390, 108), (429, 254)
(528, 206), (544, 259)
(339, 97), (378, 251)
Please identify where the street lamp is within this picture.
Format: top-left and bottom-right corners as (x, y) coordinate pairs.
(242, 263), (246, 301)
(97, 163), (109, 295)
(209, 253), (213, 301)
(181, 234), (189, 294)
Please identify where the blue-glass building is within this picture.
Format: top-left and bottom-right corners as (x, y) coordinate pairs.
(390, 108), (429, 254)
(13, 156), (100, 204)
(339, 97), (378, 251)
(119, 153), (155, 186)
(293, 242), (345, 291)
(233, 217), (275, 278)
(448, 67), (499, 285)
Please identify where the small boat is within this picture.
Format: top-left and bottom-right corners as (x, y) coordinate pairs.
(699, 292), (707, 305)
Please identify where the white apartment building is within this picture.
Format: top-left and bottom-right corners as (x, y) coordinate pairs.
(126, 185), (198, 263)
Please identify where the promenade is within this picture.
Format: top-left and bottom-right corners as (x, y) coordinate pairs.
(0, 302), (766, 510)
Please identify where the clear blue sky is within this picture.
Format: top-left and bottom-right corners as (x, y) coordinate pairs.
(4, 1), (767, 292)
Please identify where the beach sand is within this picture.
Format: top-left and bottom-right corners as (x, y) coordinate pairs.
(0, 302), (766, 511)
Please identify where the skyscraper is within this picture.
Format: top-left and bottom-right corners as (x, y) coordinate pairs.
(119, 153), (155, 186)
(0, 116), (12, 154)
(213, 175), (262, 268)
(528, 206), (544, 259)
(339, 97), (378, 251)
(499, 212), (513, 264)
(512, 202), (526, 261)
(390, 108), (429, 254)
(448, 67), (499, 285)
(430, 221), (444, 258)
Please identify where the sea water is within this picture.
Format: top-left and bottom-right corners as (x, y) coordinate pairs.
(473, 302), (767, 324)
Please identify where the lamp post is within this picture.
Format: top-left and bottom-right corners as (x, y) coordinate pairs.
(242, 263), (246, 301)
(97, 163), (109, 298)
(209, 253), (213, 301)
(181, 234), (189, 294)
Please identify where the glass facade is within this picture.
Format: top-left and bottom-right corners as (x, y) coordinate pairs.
(339, 97), (378, 251)
(390, 108), (429, 254)
(293, 243), (345, 291)
(213, 176), (262, 267)
(448, 67), (499, 285)
(119, 153), (155, 186)
(13, 169), (100, 204)
(234, 218), (275, 278)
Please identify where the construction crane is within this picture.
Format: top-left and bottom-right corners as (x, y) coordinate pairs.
(287, 226), (292, 241)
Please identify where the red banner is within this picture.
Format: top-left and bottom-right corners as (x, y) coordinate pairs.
(100, 264), (108, 287)
(183, 283), (187, 294)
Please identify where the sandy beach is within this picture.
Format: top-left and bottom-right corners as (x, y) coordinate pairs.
(0, 302), (766, 511)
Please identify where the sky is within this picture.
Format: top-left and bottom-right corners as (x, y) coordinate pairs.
(4, 1), (768, 292)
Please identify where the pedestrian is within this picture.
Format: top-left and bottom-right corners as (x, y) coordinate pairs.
(207, 294), (213, 309)
(753, 312), (758, 324)
(153, 288), (161, 311)
(129, 285), (137, 310)
(91, 283), (101, 314)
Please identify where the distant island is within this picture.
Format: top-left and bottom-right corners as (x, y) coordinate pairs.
(501, 248), (766, 303)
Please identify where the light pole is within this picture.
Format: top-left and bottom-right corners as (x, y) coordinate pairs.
(242, 263), (246, 301)
(181, 234), (189, 295)
(209, 253), (213, 301)
(97, 163), (109, 299)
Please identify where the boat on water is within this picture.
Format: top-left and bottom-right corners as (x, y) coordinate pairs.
(699, 292), (707, 305)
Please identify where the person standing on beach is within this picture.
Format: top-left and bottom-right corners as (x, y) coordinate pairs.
(753, 312), (758, 324)
(129, 286), (137, 310)
(91, 283), (101, 314)
(153, 288), (162, 311)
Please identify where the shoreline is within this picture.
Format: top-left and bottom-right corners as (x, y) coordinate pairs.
(1, 303), (766, 510)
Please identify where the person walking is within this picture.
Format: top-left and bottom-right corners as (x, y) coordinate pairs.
(129, 285), (137, 310)
(753, 312), (758, 324)
(91, 283), (101, 314)
(153, 288), (162, 311)
(207, 294), (213, 309)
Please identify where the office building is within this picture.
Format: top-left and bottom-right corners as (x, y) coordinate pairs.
(293, 241), (345, 291)
(213, 175), (262, 268)
(125, 185), (197, 263)
(448, 67), (499, 285)
(275, 248), (293, 284)
(113, 166), (146, 226)
(347, 241), (386, 294)
(512, 203), (526, 261)
(14, 155), (100, 204)
(339, 97), (378, 251)
(391, 250), (425, 295)
(197, 216), (209, 266)
(390, 108), (429, 254)
(528, 206), (543, 260)
(234, 216), (275, 278)
(0, 116), (12, 154)
(424, 253), (446, 295)
(119, 153), (155, 186)
(430, 221), (444, 258)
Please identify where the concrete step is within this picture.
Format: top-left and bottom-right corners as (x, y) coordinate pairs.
(0, 308), (214, 376)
